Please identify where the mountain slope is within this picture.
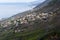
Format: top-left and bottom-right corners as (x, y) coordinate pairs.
(0, 0), (60, 40)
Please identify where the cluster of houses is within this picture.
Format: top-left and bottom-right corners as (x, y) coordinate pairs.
(0, 12), (54, 29)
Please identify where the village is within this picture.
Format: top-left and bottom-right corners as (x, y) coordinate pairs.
(0, 12), (54, 27)
(0, 12), (55, 33)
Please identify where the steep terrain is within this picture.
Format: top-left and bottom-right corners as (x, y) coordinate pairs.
(0, 0), (60, 40)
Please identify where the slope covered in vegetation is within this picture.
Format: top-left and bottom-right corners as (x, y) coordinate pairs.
(0, 0), (60, 40)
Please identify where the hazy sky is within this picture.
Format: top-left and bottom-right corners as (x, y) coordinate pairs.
(0, 0), (45, 19)
(0, 0), (45, 3)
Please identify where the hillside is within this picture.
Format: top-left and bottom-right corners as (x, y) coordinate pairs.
(0, 0), (60, 40)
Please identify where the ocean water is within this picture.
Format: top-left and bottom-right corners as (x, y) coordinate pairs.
(0, 0), (45, 19)
(0, 3), (35, 18)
